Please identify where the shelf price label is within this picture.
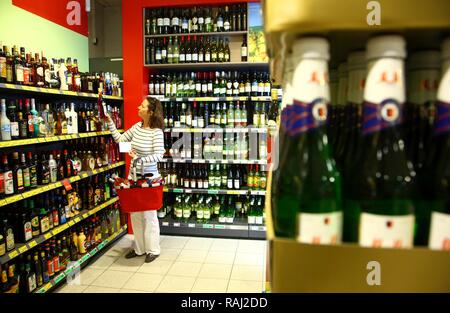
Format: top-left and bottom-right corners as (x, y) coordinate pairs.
(28, 241), (37, 249)
(188, 223), (196, 228)
(0, 200), (8, 207)
(203, 224), (213, 229)
(8, 251), (19, 259)
(162, 222), (169, 227)
(214, 225), (225, 229)
(173, 223), (181, 227)
(18, 246), (28, 254)
(44, 233), (52, 240)
(54, 273), (65, 284)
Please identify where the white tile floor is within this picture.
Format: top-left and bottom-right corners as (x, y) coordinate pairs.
(55, 234), (267, 293)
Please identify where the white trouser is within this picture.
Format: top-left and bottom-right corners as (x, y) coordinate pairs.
(130, 210), (161, 255)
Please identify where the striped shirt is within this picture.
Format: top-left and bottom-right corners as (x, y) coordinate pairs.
(108, 121), (164, 177)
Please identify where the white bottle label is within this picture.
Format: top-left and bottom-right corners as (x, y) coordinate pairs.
(359, 213), (414, 248)
(255, 216), (263, 225)
(4, 171), (14, 194)
(297, 211), (342, 245)
(179, 54), (185, 62)
(241, 47), (248, 57)
(248, 216), (256, 224)
(162, 50), (167, 58)
(186, 54), (192, 62)
(10, 122), (19, 137)
(164, 18), (170, 26)
(428, 211), (450, 250)
(192, 54), (198, 62)
(156, 52), (162, 60)
(197, 210), (204, 219)
(205, 53), (211, 62)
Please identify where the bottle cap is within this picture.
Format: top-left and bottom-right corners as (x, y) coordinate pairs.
(291, 37), (330, 61)
(366, 35), (406, 60)
(347, 51), (366, 70)
(442, 37), (450, 60)
(407, 50), (440, 70)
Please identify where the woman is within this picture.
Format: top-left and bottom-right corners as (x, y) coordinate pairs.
(105, 96), (165, 263)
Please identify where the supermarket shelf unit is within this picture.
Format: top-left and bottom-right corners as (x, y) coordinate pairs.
(0, 85), (126, 293)
(144, 3), (274, 240)
(159, 216), (265, 239)
(263, 0), (450, 292)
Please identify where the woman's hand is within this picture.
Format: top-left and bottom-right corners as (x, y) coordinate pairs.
(103, 112), (112, 122)
(128, 148), (138, 159)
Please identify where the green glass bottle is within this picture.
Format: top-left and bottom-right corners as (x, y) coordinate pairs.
(417, 38), (450, 250)
(271, 38), (343, 244)
(348, 35), (416, 248)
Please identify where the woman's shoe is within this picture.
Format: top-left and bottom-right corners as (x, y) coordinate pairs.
(145, 253), (159, 263)
(125, 250), (143, 259)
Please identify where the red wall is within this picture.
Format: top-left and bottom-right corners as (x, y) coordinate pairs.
(122, 0), (256, 232)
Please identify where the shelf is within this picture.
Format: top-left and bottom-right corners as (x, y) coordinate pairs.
(0, 161), (125, 208)
(264, 0), (450, 83)
(150, 95), (273, 102)
(164, 127), (267, 133)
(0, 197), (119, 265)
(163, 187), (266, 196)
(145, 31), (247, 38)
(162, 158), (267, 165)
(0, 83), (123, 101)
(159, 216), (266, 239)
(34, 225), (128, 293)
(145, 62), (269, 70)
(0, 130), (124, 149)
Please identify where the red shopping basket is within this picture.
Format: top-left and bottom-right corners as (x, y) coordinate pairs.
(114, 159), (164, 213)
(116, 185), (163, 213)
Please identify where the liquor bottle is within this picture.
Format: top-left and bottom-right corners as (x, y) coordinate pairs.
(13, 46), (24, 85)
(167, 37), (173, 64)
(30, 99), (39, 138)
(417, 38), (450, 250)
(4, 47), (14, 84)
(2, 218), (14, 252)
(12, 152), (24, 193)
(28, 152), (37, 189)
(217, 7), (224, 32)
(347, 35), (416, 248)
(37, 153), (50, 186)
(271, 38), (342, 244)
(48, 154), (57, 183)
(0, 45), (6, 83)
(173, 37), (180, 64)
(3, 155), (14, 196)
(0, 99), (11, 141)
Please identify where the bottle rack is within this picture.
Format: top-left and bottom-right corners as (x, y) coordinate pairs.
(159, 216), (265, 239)
(145, 62), (269, 69)
(0, 197), (119, 265)
(34, 225), (128, 294)
(264, 0), (450, 84)
(162, 158), (267, 165)
(0, 161), (125, 208)
(263, 0), (450, 292)
(143, 4), (268, 68)
(0, 130), (124, 149)
(145, 30), (248, 39)
(150, 95), (274, 102)
(0, 87), (127, 293)
(163, 187), (266, 196)
(0, 83), (123, 101)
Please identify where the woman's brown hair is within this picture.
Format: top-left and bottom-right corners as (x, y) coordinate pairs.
(145, 96), (164, 129)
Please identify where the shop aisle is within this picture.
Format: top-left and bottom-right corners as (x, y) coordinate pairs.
(55, 235), (267, 293)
